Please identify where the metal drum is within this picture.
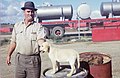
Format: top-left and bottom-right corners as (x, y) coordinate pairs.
(37, 5), (73, 20)
(80, 52), (112, 78)
(43, 67), (88, 78)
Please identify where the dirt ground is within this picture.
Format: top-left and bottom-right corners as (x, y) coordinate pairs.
(0, 39), (120, 78)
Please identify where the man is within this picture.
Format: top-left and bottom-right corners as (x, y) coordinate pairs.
(6, 1), (45, 78)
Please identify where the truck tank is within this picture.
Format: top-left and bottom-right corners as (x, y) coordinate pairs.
(100, 2), (120, 17)
(37, 5), (73, 21)
(77, 3), (91, 19)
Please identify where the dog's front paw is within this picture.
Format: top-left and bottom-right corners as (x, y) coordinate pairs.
(51, 71), (56, 74)
(73, 70), (76, 73)
(67, 73), (72, 77)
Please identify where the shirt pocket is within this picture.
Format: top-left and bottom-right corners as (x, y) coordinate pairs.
(30, 32), (37, 41)
(16, 31), (23, 40)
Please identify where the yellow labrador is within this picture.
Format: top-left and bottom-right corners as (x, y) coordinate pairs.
(40, 42), (80, 77)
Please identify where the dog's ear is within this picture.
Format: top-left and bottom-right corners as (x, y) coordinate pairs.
(47, 42), (50, 47)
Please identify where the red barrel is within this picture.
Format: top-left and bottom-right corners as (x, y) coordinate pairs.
(80, 52), (112, 78)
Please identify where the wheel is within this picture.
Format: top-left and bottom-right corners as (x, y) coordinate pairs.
(52, 26), (65, 38)
(44, 27), (50, 38)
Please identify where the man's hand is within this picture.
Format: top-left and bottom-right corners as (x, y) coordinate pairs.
(37, 38), (45, 47)
(6, 42), (16, 65)
(6, 55), (11, 65)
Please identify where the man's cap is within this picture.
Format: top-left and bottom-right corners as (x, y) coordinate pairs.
(21, 1), (37, 11)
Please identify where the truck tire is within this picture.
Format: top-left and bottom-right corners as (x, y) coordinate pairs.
(44, 27), (50, 38)
(52, 26), (64, 38)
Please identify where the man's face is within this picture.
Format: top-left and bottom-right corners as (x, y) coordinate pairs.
(24, 9), (35, 22)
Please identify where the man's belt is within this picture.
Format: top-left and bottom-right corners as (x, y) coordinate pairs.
(17, 52), (40, 56)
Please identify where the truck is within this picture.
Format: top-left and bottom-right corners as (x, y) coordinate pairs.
(36, 2), (120, 40)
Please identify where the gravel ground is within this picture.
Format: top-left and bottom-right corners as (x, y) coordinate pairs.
(0, 40), (120, 78)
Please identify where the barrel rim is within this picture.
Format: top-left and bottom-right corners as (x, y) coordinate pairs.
(79, 52), (111, 66)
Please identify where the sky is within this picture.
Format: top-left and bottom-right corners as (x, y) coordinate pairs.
(0, 0), (113, 24)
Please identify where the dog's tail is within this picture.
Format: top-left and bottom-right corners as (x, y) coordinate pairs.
(77, 52), (80, 68)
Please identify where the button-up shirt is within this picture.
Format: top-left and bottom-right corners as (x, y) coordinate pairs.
(11, 21), (45, 55)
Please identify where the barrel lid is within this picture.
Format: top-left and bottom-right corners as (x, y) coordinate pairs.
(43, 67), (88, 78)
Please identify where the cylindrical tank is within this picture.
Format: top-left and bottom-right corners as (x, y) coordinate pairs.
(77, 3), (91, 19)
(100, 2), (120, 17)
(37, 5), (73, 20)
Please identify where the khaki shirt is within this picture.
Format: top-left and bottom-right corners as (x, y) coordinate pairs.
(11, 21), (45, 55)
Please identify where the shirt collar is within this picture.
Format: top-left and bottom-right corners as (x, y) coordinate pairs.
(22, 20), (35, 26)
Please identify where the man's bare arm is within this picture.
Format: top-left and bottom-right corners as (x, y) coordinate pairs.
(6, 42), (16, 65)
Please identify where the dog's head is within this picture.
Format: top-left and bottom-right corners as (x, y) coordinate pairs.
(40, 42), (50, 53)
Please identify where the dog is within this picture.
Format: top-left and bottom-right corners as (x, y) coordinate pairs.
(40, 42), (80, 77)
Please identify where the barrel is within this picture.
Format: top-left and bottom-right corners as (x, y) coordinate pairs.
(80, 52), (112, 78)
